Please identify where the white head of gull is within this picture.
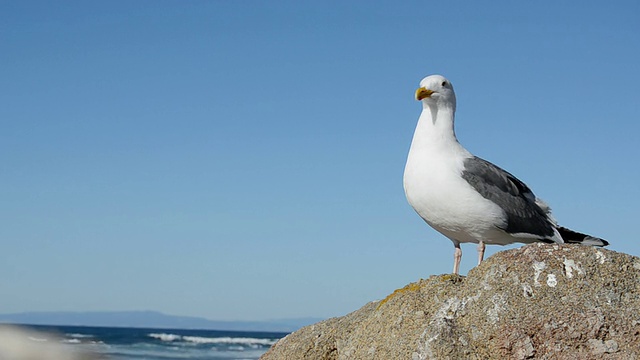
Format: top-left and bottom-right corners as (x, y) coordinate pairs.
(403, 74), (608, 275)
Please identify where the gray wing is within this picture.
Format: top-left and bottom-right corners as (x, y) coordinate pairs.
(461, 156), (555, 239)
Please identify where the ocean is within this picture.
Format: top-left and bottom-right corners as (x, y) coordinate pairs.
(5, 324), (287, 360)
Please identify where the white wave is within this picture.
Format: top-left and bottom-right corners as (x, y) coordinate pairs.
(148, 333), (277, 346)
(66, 333), (94, 338)
(148, 333), (182, 342)
(62, 339), (81, 344)
(182, 336), (277, 346)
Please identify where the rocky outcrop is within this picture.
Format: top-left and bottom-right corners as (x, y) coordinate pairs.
(261, 244), (640, 359)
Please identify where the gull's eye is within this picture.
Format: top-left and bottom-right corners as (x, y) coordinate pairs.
(441, 81), (447, 87)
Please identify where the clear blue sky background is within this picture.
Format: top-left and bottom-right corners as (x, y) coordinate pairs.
(2, 1), (639, 322)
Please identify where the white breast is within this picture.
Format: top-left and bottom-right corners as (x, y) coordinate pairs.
(403, 140), (507, 244)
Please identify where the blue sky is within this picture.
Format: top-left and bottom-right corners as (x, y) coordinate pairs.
(1, 1), (639, 322)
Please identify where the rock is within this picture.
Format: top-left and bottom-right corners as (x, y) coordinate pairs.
(261, 244), (640, 359)
(588, 339), (619, 355)
(0, 325), (99, 360)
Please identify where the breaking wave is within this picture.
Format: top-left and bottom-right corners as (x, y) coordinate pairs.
(148, 333), (277, 346)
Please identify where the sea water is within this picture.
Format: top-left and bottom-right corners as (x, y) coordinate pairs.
(9, 324), (287, 360)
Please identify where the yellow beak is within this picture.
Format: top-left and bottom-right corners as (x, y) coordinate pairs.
(415, 87), (434, 101)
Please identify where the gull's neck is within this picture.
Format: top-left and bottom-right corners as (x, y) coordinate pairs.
(410, 102), (462, 152)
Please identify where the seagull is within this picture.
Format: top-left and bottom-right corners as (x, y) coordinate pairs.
(403, 74), (609, 275)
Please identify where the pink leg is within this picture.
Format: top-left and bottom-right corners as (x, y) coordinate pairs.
(477, 241), (485, 265)
(453, 244), (462, 275)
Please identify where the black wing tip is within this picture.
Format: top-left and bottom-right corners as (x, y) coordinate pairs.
(595, 238), (610, 247)
(558, 226), (609, 247)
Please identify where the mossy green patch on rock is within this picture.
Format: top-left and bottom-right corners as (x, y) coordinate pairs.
(377, 281), (423, 310)
(434, 273), (465, 283)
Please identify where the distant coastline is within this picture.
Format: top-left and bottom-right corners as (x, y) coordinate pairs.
(0, 310), (321, 333)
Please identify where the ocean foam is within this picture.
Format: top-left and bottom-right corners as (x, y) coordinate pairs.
(148, 333), (277, 346)
(148, 333), (182, 342)
(183, 336), (277, 346)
